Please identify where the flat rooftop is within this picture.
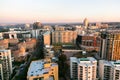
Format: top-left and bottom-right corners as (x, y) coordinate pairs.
(71, 57), (97, 64)
(79, 58), (89, 61)
(27, 60), (57, 77)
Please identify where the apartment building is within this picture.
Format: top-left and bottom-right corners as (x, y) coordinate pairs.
(27, 59), (58, 80)
(100, 32), (120, 60)
(70, 57), (97, 80)
(44, 45), (54, 59)
(99, 60), (120, 80)
(43, 31), (51, 46)
(77, 34), (100, 51)
(52, 30), (77, 44)
(0, 49), (12, 80)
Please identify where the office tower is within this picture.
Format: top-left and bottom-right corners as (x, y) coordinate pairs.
(27, 59), (58, 80)
(0, 49), (12, 80)
(83, 18), (89, 28)
(100, 32), (120, 60)
(52, 31), (77, 44)
(99, 60), (120, 80)
(70, 57), (97, 80)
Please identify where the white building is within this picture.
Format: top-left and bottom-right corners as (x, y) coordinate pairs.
(0, 33), (3, 39)
(44, 45), (54, 59)
(27, 59), (58, 80)
(99, 60), (120, 80)
(70, 57), (97, 80)
(0, 49), (12, 80)
(31, 29), (48, 39)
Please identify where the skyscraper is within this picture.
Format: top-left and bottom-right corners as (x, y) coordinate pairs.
(83, 18), (89, 28)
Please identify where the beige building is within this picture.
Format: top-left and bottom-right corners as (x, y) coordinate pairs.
(54, 26), (65, 31)
(43, 25), (52, 30)
(27, 59), (58, 80)
(18, 38), (36, 50)
(83, 18), (89, 28)
(0, 39), (9, 49)
(52, 30), (77, 44)
(43, 31), (51, 45)
(70, 57), (97, 80)
(12, 47), (27, 62)
(99, 60), (120, 80)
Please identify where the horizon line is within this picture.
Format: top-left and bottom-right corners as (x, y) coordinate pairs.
(0, 21), (120, 24)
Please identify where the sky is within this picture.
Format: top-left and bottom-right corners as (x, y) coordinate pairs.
(0, 0), (120, 23)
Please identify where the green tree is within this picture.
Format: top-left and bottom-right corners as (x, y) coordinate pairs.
(57, 54), (68, 79)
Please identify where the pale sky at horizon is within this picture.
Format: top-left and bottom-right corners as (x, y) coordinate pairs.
(0, 0), (120, 23)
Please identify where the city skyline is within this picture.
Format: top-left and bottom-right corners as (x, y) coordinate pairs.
(0, 0), (120, 23)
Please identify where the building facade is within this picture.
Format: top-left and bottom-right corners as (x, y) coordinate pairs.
(70, 57), (97, 80)
(77, 34), (100, 52)
(44, 45), (54, 59)
(0, 49), (12, 80)
(43, 31), (51, 46)
(52, 31), (77, 44)
(54, 26), (65, 31)
(99, 60), (120, 80)
(100, 32), (120, 60)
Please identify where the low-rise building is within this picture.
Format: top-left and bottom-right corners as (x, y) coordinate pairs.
(0, 39), (9, 49)
(18, 38), (36, 50)
(27, 59), (58, 80)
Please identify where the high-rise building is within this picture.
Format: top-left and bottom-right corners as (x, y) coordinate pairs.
(27, 59), (58, 80)
(33, 22), (42, 29)
(99, 60), (120, 80)
(0, 49), (12, 80)
(52, 30), (77, 44)
(43, 31), (51, 45)
(99, 31), (120, 60)
(83, 18), (89, 28)
(70, 57), (97, 80)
